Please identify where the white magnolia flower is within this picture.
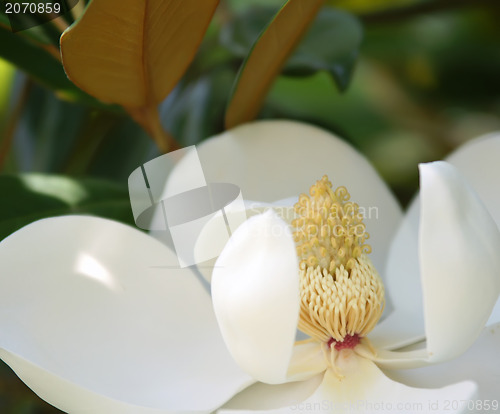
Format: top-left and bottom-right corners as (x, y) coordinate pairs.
(0, 120), (499, 414)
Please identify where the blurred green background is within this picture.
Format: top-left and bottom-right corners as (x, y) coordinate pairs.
(1, 0), (499, 411)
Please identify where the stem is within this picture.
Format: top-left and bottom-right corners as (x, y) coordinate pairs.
(361, 0), (499, 24)
(126, 105), (180, 153)
(0, 78), (32, 171)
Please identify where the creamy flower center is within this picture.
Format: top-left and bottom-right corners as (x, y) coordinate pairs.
(292, 176), (385, 348)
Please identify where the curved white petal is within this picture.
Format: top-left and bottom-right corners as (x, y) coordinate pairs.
(194, 202), (294, 284)
(370, 196), (425, 351)
(419, 162), (500, 362)
(387, 323), (500, 401)
(446, 132), (500, 326)
(446, 133), (500, 226)
(212, 211), (300, 384)
(0, 216), (252, 413)
(170, 120), (402, 280)
(220, 352), (476, 414)
(0, 350), (202, 414)
(371, 161), (500, 366)
(382, 132), (500, 343)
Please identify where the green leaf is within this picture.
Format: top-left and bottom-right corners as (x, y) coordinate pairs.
(1, 6), (73, 51)
(264, 71), (390, 145)
(0, 25), (69, 89)
(223, 7), (362, 91)
(0, 173), (135, 241)
(220, 7), (275, 58)
(226, 0), (283, 13)
(13, 82), (88, 172)
(0, 58), (15, 133)
(83, 116), (159, 181)
(162, 68), (235, 146)
(285, 8), (363, 91)
(326, 0), (413, 13)
(0, 10), (10, 27)
(224, 0), (325, 129)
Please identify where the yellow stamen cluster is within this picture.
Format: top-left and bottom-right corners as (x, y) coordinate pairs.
(292, 176), (385, 344)
(292, 176), (370, 271)
(298, 257), (384, 342)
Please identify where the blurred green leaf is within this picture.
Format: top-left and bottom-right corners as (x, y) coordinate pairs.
(223, 4), (363, 128)
(0, 10), (10, 27)
(12, 82), (87, 172)
(264, 70), (390, 145)
(220, 7), (274, 57)
(7, 82), (156, 181)
(1, 6), (63, 45)
(0, 173), (134, 241)
(362, 10), (500, 108)
(225, 0), (324, 129)
(222, 7), (362, 90)
(226, 0), (283, 12)
(0, 25), (68, 89)
(326, 0), (413, 13)
(14, 23), (56, 46)
(162, 68), (235, 146)
(0, 58), (15, 132)
(84, 116), (159, 181)
(285, 8), (363, 91)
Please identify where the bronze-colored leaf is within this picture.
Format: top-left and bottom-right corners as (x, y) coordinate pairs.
(60, 0), (218, 151)
(61, 0), (219, 107)
(225, 0), (325, 129)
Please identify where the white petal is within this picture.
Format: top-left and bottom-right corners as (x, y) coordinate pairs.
(212, 211), (300, 384)
(0, 350), (215, 414)
(387, 323), (500, 401)
(369, 191), (424, 351)
(195, 201), (295, 284)
(221, 352), (477, 414)
(445, 132), (500, 325)
(0, 216), (252, 413)
(419, 162), (500, 362)
(487, 298), (500, 326)
(221, 375), (323, 412)
(356, 342), (428, 370)
(368, 309), (424, 351)
(381, 133), (500, 344)
(446, 133), (500, 227)
(286, 341), (328, 382)
(171, 120), (402, 279)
